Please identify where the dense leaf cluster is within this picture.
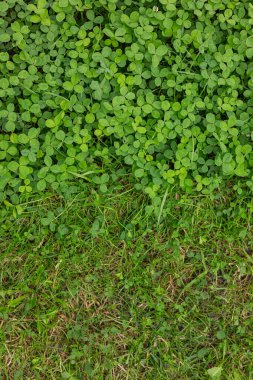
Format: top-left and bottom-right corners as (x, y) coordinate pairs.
(0, 0), (253, 203)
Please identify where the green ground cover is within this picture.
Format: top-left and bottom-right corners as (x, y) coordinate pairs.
(0, 0), (253, 379)
(0, 0), (253, 201)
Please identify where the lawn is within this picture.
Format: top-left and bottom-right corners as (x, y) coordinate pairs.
(1, 188), (252, 379)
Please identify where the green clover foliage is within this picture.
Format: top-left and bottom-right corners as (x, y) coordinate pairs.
(0, 0), (253, 205)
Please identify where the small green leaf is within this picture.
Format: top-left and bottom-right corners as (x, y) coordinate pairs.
(0, 1), (9, 12)
(46, 119), (55, 128)
(0, 33), (10, 42)
(172, 102), (181, 112)
(0, 52), (9, 62)
(246, 48), (253, 58)
(5, 121), (15, 132)
(206, 113), (215, 124)
(63, 81), (73, 91)
(148, 43), (156, 55)
(56, 12), (65, 22)
(246, 36), (253, 47)
(135, 168), (145, 178)
(55, 130), (65, 140)
(216, 330), (225, 340)
(8, 295), (28, 308)
(37, 179), (46, 191)
(207, 366), (222, 379)
(142, 104), (153, 113)
(0, 78), (9, 89)
(7, 161), (19, 172)
(156, 45), (168, 56)
(30, 104), (41, 114)
(85, 113), (95, 123)
(19, 165), (32, 178)
(59, 0), (69, 7)
(30, 15), (41, 23)
(18, 134), (29, 144)
(152, 55), (161, 67)
(223, 153), (232, 163)
(115, 28), (126, 37)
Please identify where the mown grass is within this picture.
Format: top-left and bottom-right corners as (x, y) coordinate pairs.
(0, 187), (252, 380)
